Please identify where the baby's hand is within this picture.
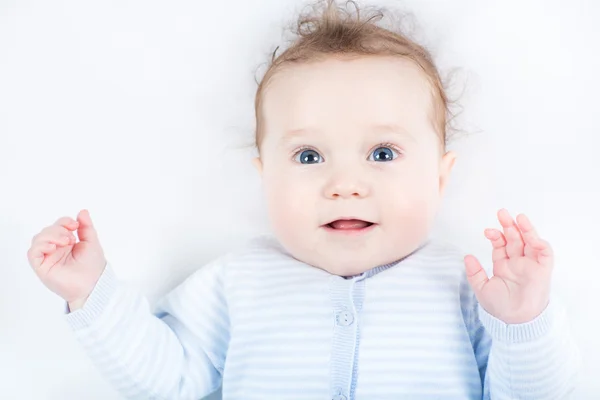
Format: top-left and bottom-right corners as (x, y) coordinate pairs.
(26, 209), (107, 309)
(464, 209), (553, 324)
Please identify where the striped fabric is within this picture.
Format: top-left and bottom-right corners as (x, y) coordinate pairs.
(63, 236), (580, 399)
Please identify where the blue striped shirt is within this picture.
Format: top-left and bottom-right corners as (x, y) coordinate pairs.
(63, 236), (580, 399)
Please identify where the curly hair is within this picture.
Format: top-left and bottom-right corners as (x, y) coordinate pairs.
(253, 0), (462, 153)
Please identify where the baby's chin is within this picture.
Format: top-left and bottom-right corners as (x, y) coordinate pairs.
(274, 225), (419, 276)
(298, 245), (399, 277)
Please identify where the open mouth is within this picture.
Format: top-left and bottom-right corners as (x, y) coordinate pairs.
(323, 218), (376, 233)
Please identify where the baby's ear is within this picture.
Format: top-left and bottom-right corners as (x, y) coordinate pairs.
(439, 150), (457, 196)
(252, 157), (263, 175)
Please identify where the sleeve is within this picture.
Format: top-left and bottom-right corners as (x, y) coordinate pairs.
(62, 258), (231, 400)
(465, 291), (581, 399)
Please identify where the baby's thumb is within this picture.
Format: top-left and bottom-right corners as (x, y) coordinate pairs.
(464, 255), (489, 296)
(76, 209), (99, 243)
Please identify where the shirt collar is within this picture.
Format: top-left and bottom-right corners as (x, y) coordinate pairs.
(342, 238), (432, 280)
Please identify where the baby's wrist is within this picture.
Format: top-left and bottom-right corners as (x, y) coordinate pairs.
(479, 301), (554, 343)
(68, 294), (90, 312)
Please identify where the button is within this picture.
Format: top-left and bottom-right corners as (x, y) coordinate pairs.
(336, 310), (354, 326)
(332, 394), (347, 400)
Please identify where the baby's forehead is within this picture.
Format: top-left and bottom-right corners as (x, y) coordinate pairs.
(264, 56), (433, 104)
(261, 57), (436, 143)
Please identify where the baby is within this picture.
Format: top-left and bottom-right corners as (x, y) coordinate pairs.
(27, 0), (580, 399)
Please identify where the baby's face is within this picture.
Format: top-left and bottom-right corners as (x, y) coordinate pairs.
(254, 56), (456, 276)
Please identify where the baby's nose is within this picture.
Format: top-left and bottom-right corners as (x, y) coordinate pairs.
(324, 179), (370, 199)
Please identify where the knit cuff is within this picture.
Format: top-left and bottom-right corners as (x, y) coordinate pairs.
(478, 300), (554, 343)
(63, 262), (119, 331)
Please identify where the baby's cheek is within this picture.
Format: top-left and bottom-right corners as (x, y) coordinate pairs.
(265, 179), (314, 239)
(382, 188), (438, 245)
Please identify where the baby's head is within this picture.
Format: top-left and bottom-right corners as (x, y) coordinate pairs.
(252, 0), (457, 276)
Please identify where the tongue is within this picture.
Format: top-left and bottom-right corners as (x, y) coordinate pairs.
(330, 219), (370, 230)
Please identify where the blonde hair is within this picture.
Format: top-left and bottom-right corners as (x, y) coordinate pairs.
(253, 0), (462, 154)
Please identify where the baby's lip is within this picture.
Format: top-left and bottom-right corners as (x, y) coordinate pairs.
(322, 217), (376, 226)
(322, 218), (377, 234)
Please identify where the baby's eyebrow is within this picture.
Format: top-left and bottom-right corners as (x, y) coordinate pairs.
(278, 127), (320, 146)
(280, 123), (415, 144)
(370, 123), (416, 142)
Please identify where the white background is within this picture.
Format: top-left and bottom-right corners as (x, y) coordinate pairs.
(1, 0), (598, 398)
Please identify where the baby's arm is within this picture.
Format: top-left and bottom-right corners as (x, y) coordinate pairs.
(63, 258), (229, 400)
(466, 292), (581, 399)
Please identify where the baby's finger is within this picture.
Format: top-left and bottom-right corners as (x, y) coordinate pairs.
(54, 216), (79, 230)
(464, 254), (489, 296)
(27, 242), (56, 270)
(34, 232), (74, 249)
(515, 213), (543, 259)
(52, 233), (75, 246)
(484, 228), (508, 263)
(497, 209), (525, 258)
(34, 225), (74, 245)
(31, 223), (73, 245)
(531, 238), (554, 268)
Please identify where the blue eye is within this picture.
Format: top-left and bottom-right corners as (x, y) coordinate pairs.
(369, 146), (397, 162)
(295, 149), (323, 164)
